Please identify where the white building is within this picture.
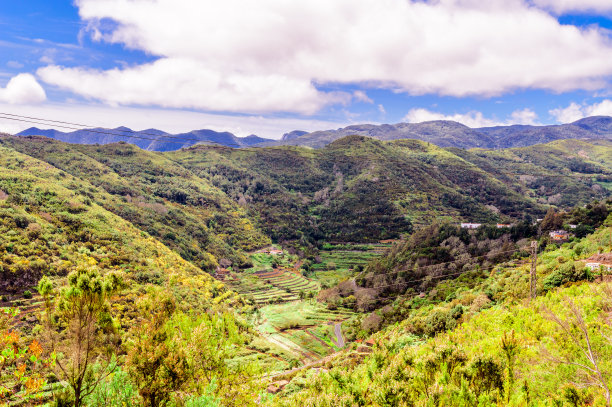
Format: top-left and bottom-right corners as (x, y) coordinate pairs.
(461, 223), (482, 229)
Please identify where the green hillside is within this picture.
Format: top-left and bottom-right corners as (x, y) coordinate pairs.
(269, 216), (612, 406)
(1, 135), (612, 405)
(0, 136), (270, 270)
(0, 144), (239, 316)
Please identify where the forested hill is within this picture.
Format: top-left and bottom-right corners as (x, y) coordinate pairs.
(1, 135), (612, 252)
(1, 134), (612, 405)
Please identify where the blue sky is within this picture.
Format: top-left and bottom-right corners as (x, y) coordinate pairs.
(1, 0), (612, 138)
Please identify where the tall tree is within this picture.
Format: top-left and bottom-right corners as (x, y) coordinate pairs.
(38, 268), (122, 407)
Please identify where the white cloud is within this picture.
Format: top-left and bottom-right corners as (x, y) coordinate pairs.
(0, 102), (347, 139)
(403, 107), (539, 127)
(39, 60), (349, 114)
(39, 55), (54, 64)
(0, 74), (46, 105)
(550, 100), (612, 123)
(510, 108), (538, 125)
(403, 108), (501, 127)
(35, 0), (612, 114)
(378, 104), (386, 115)
(532, 0), (612, 14)
(6, 61), (24, 69)
(353, 90), (373, 104)
(549, 102), (585, 123)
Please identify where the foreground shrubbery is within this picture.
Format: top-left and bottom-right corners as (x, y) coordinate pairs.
(274, 283), (612, 406)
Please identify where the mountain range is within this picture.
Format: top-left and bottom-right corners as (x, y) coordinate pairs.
(259, 116), (612, 149)
(14, 116), (612, 151)
(16, 126), (273, 151)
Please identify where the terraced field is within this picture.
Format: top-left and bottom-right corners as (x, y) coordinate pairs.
(312, 242), (395, 286)
(255, 301), (354, 364)
(226, 267), (319, 306)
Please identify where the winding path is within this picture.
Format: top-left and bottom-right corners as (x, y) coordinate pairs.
(334, 322), (345, 348)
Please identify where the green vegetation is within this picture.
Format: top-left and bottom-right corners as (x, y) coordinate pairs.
(0, 137), (269, 270)
(309, 242), (390, 287)
(273, 283), (612, 406)
(0, 134), (612, 405)
(268, 210), (612, 406)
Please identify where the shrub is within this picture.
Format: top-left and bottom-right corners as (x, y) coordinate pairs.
(23, 290), (32, 299)
(362, 312), (382, 333)
(88, 368), (140, 407)
(182, 381), (221, 407)
(542, 262), (592, 292)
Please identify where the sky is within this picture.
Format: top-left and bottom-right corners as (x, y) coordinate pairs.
(2, 0), (612, 139)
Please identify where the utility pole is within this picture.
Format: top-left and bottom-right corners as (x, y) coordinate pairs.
(530, 240), (538, 300)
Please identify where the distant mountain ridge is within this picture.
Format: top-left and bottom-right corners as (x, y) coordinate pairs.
(258, 116), (612, 149)
(14, 116), (612, 151)
(16, 126), (274, 151)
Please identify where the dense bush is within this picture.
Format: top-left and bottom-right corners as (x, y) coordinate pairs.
(542, 262), (592, 291)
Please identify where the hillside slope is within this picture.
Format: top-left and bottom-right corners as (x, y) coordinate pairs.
(2, 135), (611, 249)
(172, 137), (612, 243)
(272, 217), (612, 406)
(0, 144), (237, 311)
(0, 136), (270, 269)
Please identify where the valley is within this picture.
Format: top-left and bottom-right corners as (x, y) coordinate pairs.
(0, 133), (611, 406)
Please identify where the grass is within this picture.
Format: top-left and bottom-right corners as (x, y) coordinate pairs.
(251, 301), (354, 366)
(256, 301), (353, 334)
(311, 243), (392, 287)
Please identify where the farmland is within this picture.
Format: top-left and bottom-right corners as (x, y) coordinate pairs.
(254, 301), (354, 364)
(310, 242), (394, 287)
(223, 249), (320, 305)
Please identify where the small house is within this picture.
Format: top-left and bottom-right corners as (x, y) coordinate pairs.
(568, 224), (577, 229)
(269, 249), (283, 255)
(496, 223), (511, 229)
(461, 223), (482, 229)
(549, 230), (570, 241)
(583, 253), (612, 272)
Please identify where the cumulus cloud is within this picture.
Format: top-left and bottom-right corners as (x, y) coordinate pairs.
(550, 100), (612, 123)
(532, 0), (612, 14)
(35, 0), (612, 114)
(403, 107), (538, 127)
(0, 74), (46, 104)
(39, 61), (349, 114)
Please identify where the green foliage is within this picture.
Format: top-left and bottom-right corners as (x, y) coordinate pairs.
(542, 262), (593, 291)
(40, 267), (122, 407)
(88, 368), (140, 407)
(273, 283), (612, 406)
(126, 290), (254, 407)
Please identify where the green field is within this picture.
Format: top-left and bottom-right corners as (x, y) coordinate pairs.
(223, 250), (319, 305)
(311, 242), (394, 286)
(253, 301), (354, 364)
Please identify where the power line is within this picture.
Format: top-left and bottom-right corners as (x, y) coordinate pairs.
(359, 262), (527, 305)
(0, 112), (241, 147)
(355, 247), (524, 280)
